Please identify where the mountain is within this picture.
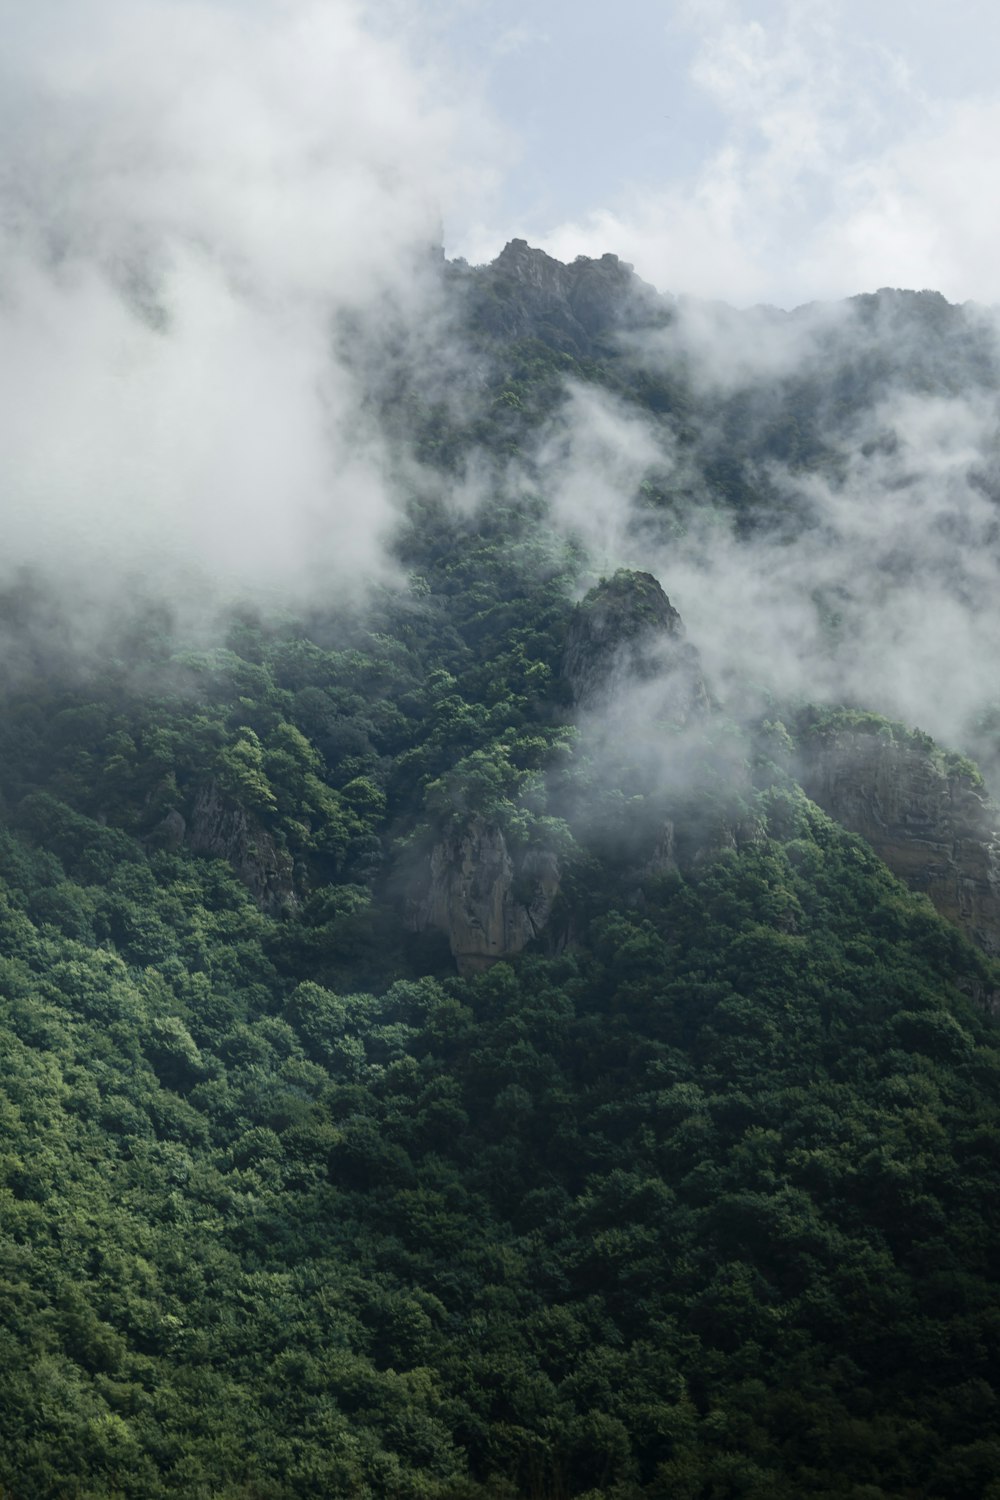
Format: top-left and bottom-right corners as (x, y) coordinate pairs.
(0, 243), (999, 1499)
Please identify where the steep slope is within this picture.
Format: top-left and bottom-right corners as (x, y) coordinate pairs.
(796, 710), (1000, 965)
(405, 815), (561, 974)
(1, 768), (999, 1499)
(0, 246), (999, 1499)
(404, 569), (719, 971)
(562, 568), (709, 719)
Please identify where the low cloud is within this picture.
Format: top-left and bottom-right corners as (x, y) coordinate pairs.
(521, 295), (1000, 781)
(5, 0), (1000, 793)
(0, 0), (493, 626)
(530, 384), (668, 576)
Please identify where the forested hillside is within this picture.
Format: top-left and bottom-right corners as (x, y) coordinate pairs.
(1, 242), (1000, 1499)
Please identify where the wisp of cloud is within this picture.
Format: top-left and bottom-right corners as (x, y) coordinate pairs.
(0, 0), (489, 630)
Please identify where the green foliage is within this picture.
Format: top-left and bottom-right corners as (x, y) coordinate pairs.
(0, 766), (996, 1496)
(0, 423), (998, 1496)
(795, 705), (987, 785)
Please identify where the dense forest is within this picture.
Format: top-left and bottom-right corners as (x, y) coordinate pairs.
(1, 241), (1000, 1499)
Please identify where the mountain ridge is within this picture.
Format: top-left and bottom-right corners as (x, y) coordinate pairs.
(0, 235), (999, 1497)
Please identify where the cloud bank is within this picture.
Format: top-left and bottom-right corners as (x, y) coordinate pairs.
(4, 0), (1000, 791)
(0, 0), (493, 618)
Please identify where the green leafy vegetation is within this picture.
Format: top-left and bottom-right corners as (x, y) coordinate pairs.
(1, 510), (999, 1499)
(0, 765), (998, 1497)
(1, 258), (999, 1498)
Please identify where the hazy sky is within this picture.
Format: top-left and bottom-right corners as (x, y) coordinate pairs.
(428, 0), (1000, 306)
(3, 0), (998, 309)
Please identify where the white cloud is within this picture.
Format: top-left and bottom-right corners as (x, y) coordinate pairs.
(0, 0), (497, 618)
(540, 368), (1000, 765)
(530, 384), (668, 575)
(809, 98), (1000, 303)
(534, 0), (1000, 306)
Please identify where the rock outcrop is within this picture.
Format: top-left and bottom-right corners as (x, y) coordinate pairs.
(185, 781), (296, 914)
(407, 574), (717, 971)
(468, 239), (669, 357)
(562, 569), (710, 722)
(797, 719), (1000, 957)
(407, 817), (560, 975)
(146, 806), (186, 852)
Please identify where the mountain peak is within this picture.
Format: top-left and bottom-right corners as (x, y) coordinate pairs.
(459, 238), (669, 354)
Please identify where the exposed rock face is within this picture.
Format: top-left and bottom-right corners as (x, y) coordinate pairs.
(408, 574), (718, 970)
(407, 817), (560, 975)
(798, 725), (1000, 957)
(643, 820), (678, 877)
(681, 814), (768, 869)
(186, 781), (296, 913)
(470, 239), (669, 356)
(146, 807), (186, 852)
(563, 570), (710, 722)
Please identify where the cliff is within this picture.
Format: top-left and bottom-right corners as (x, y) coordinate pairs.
(406, 572), (722, 970)
(406, 816), (561, 975)
(796, 714), (1000, 957)
(465, 239), (669, 357)
(173, 781), (297, 914)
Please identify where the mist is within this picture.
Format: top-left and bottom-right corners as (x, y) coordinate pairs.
(514, 288), (1000, 782)
(5, 0), (1000, 795)
(0, 0), (492, 644)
